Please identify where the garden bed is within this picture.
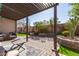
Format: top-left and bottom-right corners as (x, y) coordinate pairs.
(57, 36), (79, 51)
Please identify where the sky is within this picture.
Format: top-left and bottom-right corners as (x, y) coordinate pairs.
(18, 3), (71, 26)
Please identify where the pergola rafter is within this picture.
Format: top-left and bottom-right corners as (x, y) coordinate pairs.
(0, 3), (58, 20)
(3, 4), (24, 16)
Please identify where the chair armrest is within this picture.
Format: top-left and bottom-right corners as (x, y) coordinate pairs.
(11, 38), (20, 43)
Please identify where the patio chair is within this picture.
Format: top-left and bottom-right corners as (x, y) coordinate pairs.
(0, 33), (4, 41)
(3, 33), (11, 41)
(9, 32), (17, 39)
(5, 42), (26, 56)
(0, 32), (3, 37)
(0, 37), (4, 41)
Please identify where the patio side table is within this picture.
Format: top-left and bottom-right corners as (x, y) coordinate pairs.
(0, 46), (5, 56)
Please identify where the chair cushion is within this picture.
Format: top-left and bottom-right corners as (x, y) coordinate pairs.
(6, 50), (19, 56)
(9, 32), (16, 35)
(0, 32), (2, 34)
(0, 37), (4, 40)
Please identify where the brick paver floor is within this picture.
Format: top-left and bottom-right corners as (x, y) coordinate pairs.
(1, 36), (55, 56)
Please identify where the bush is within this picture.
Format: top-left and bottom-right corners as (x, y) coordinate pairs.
(62, 31), (69, 37)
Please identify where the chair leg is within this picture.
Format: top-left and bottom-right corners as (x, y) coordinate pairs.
(5, 42), (26, 56)
(10, 44), (15, 50)
(17, 44), (25, 50)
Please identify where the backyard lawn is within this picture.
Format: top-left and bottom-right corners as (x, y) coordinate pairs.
(59, 45), (79, 56)
(17, 33), (30, 37)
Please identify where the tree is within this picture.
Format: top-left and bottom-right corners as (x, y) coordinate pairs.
(49, 18), (61, 33)
(0, 3), (2, 18)
(0, 3), (2, 12)
(49, 18), (60, 25)
(17, 19), (26, 32)
(67, 3), (79, 39)
(66, 17), (79, 39)
(49, 18), (54, 33)
(34, 21), (48, 33)
(33, 18), (61, 33)
(70, 3), (79, 18)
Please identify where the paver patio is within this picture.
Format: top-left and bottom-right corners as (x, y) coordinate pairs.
(1, 36), (55, 56)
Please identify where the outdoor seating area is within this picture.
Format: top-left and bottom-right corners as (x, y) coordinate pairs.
(0, 32), (16, 41)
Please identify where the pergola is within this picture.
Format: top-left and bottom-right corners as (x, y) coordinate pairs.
(0, 3), (59, 56)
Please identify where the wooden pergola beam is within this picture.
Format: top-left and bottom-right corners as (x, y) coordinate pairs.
(3, 4), (24, 16)
(1, 3), (57, 20)
(31, 3), (58, 17)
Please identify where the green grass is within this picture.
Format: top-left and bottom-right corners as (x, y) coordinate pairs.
(59, 45), (79, 56)
(17, 33), (30, 37)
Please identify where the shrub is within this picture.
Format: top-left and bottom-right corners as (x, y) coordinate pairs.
(62, 31), (69, 37)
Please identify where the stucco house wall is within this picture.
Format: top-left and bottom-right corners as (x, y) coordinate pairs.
(0, 18), (16, 33)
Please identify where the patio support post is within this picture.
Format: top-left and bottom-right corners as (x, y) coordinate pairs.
(26, 16), (28, 42)
(53, 3), (59, 56)
(15, 20), (17, 37)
